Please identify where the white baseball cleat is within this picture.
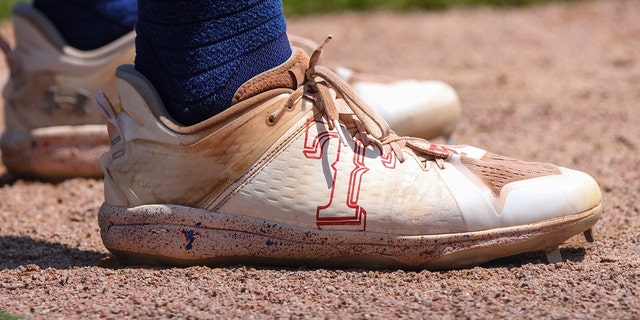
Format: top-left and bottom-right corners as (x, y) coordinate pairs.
(96, 39), (601, 269)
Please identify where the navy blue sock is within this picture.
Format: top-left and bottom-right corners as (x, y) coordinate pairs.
(135, 0), (292, 126)
(33, 0), (136, 50)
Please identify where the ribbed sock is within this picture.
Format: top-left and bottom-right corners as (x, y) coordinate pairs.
(134, 0), (292, 126)
(33, 0), (136, 50)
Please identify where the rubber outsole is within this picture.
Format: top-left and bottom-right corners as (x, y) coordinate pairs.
(98, 201), (602, 270)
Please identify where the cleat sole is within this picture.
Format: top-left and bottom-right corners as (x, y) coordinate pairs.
(99, 201), (602, 270)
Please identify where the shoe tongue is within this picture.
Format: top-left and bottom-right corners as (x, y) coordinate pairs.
(231, 48), (309, 104)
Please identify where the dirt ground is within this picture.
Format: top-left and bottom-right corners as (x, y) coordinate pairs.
(1, 0), (639, 318)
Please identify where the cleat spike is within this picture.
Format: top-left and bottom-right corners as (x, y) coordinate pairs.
(545, 247), (563, 264)
(583, 229), (594, 243)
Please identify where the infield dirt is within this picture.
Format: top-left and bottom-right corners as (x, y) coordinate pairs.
(1, 0), (639, 318)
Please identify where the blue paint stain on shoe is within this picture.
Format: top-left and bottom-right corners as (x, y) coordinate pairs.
(265, 239), (276, 246)
(182, 229), (197, 250)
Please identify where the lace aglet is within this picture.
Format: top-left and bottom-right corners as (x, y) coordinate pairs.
(310, 35), (334, 68)
(317, 35), (333, 51)
(332, 119), (349, 147)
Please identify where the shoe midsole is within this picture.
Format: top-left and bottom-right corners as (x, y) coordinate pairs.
(98, 202), (602, 269)
(0, 125), (108, 178)
(1, 125), (108, 146)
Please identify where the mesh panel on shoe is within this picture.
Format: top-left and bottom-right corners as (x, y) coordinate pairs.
(461, 152), (560, 197)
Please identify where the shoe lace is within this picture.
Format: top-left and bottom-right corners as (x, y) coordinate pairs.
(269, 35), (451, 169)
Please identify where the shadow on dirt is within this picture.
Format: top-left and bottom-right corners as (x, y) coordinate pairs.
(112, 247), (588, 273)
(0, 235), (107, 270)
(0, 172), (17, 187)
(482, 247), (587, 269)
(0, 232), (588, 271)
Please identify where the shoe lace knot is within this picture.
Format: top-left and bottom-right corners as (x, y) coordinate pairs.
(270, 35), (452, 169)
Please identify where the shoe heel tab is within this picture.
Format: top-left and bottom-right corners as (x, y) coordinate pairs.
(114, 64), (177, 128)
(115, 64), (139, 79)
(94, 91), (124, 153)
(115, 64), (166, 115)
(0, 30), (22, 77)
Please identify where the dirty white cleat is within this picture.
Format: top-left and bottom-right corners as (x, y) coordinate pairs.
(0, 3), (134, 180)
(97, 40), (602, 269)
(289, 34), (462, 142)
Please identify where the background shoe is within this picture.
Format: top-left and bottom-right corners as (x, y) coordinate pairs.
(96, 45), (601, 269)
(290, 34), (462, 142)
(0, 3), (134, 180)
(0, 17), (458, 180)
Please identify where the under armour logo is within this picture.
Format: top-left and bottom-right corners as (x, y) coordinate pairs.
(44, 86), (90, 116)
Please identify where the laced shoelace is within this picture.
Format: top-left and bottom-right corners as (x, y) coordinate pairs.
(269, 35), (451, 169)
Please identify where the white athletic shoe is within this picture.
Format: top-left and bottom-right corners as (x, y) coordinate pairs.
(0, 3), (134, 179)
(96, 40), (602, 269)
